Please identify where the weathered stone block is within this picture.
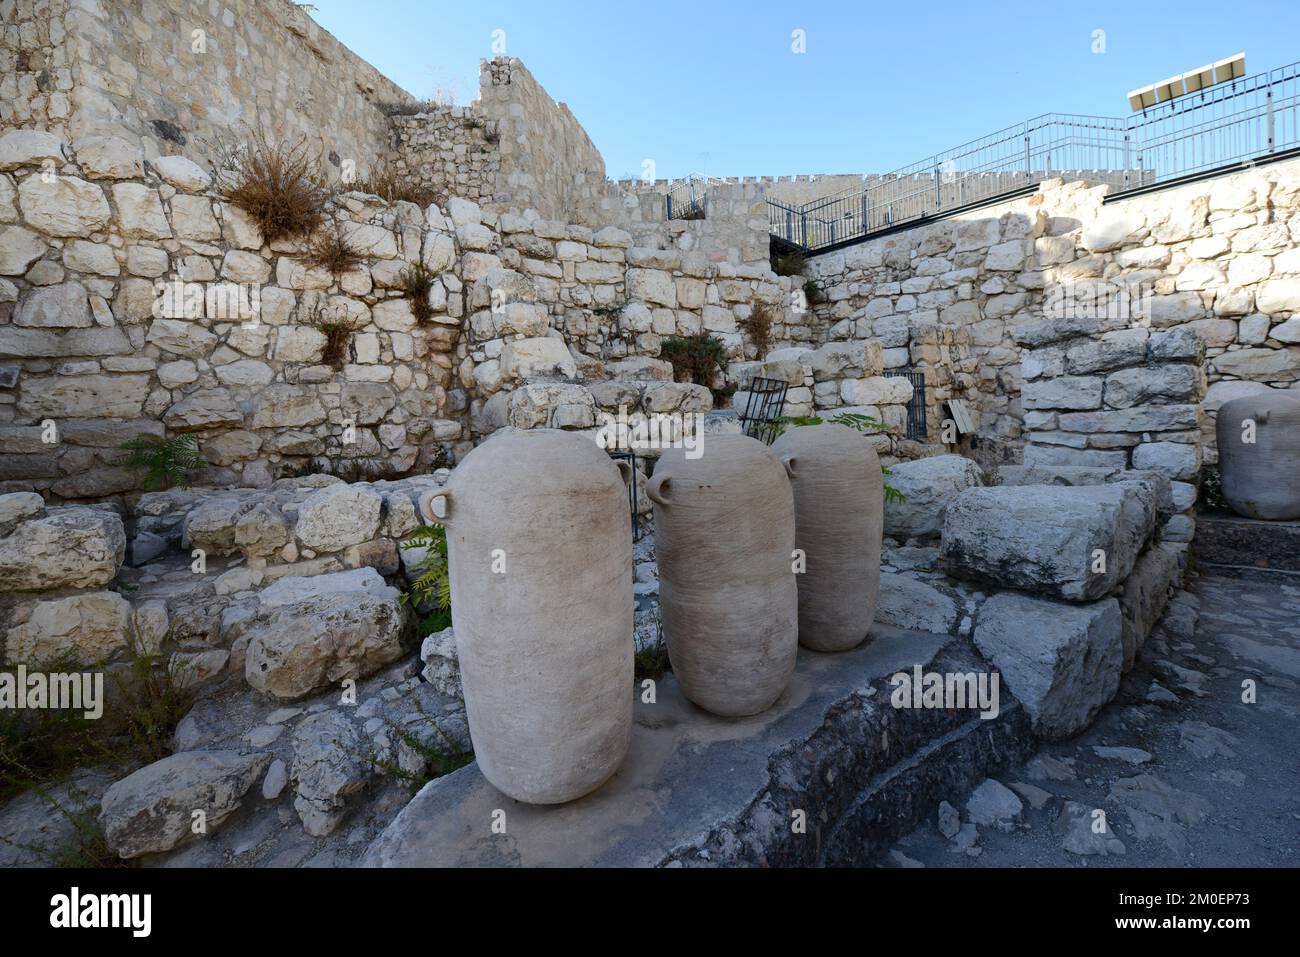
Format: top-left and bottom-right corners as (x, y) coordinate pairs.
(883, 454), (982, 541)
(940, 483), (1156, 600)
(100, 751), (270, 858)
(244, 569), (409, 701)
(974, 593), (1122, 739)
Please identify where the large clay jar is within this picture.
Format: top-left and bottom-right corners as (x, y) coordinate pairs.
(418, 428), (633, 805)
(648, 434), (798, 717)
(770, 423), (883, 652)
(1217, 391), (1300, 520)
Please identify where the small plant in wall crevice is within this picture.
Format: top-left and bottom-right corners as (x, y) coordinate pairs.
(119, 434), (207, 490)
(305, 299), (364, 369)
(737, 302), (775, 359)
(351, 160), (443, 208)
(402, 525), (452, 636)
(302, 219), (363, 277)
(660, 332), (728, 392)
(398, 262), (437, 323)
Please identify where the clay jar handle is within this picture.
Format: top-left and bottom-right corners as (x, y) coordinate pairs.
(646, 473), (672, 507)
(418, 487), (453, 524)
(781, 454), (798, 480)
(614, 459), (634, 487)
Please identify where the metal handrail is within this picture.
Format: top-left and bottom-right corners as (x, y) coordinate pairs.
(666, 173), (716, 219)
(770, 59), (1300, 251)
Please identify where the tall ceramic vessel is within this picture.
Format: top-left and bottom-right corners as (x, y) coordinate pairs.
(648, 434), (798, 717)
(1217, 391), (1300, 520)
(771, 423), (883, 651)
(419, 429), (633, 804)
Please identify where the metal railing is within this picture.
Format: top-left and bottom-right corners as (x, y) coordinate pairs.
(738, 376), (789, 445)
(883, 369), (927, 441)
(665, 173), (713, 220)
(770, 59), (1300, 252)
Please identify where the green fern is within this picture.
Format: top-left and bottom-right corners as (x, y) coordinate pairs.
(402, 525), (451, 629)
(120, 434), (207, 490)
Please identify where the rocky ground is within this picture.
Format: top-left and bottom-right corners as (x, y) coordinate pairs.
(4, 500), (1293, 869)
(884, 568), (1300, 867)
(0, 523), (661, 869)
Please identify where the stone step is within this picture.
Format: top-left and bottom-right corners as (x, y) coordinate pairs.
(363, 625), (1035, 867)
(1195, 513), (1300, 573)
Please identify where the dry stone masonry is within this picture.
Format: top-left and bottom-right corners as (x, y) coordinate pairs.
(0, 3), (1295, 871)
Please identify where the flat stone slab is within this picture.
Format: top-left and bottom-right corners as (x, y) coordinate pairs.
(940, 483), (1157, 601)
(1195, 513), (1300, 573)
(364, 625), (955, 867)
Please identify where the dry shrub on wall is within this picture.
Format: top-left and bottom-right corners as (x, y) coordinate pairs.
(304, 297), (362, 370)
(398, 262), (436, 322)
(212, 132), (330, 243)
(302, 220), (363, 276)
(738, 302), (775, 358)
(661, 332), (726, 385)
(350, 159), (443, 208)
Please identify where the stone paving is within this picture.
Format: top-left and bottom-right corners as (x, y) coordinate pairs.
(884, 568), (1300, 867)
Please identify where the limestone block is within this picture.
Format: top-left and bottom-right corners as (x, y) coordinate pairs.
(290, 711), (371, 837)
(974, 593), (1122, 739)
(883, 454), (982, 541)
(1023, 376), (1104, 411)
(1211, 348), (1300, 379)
(627, 268), (677, 307)
(163, 389), (244, 430)
(940, 483), (1157, 600)
(1256, 278), (1300, 315)
(874, 572), (959, 635)
(1118, 544), (1182, 671)
(74, 136), (144, 179)
(1103, 365), (1204, 407)
(840, 375), (914, 407)
(245, 569), (408, 701)
(14, 281), (90, 327)
(17, 374), (150, 419)
(0, 130), (67, 170)
(249, 385), (327, 429)
(1130, 441), (1202, 482)
(500, 336), (577, 380)
(150, 155), (211, 191)
(294, 484), (383, 552)
(0, 225), (47, 275)
(145, 318), (217, 357)
(0, 505), (125, 591)
(100, 751), (270, 858)
(5, 591), (132, 667)
(112, 183), (171, 239)
(17, 176), (108, 236)
(501, 382), (591, 430)
(62, 239), (119, 276)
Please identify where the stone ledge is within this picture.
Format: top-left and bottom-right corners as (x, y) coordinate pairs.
(1195, 513), (1300, 573)
(364, 625), (1032, 867)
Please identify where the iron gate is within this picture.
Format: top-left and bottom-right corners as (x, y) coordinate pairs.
(739, 376), (789, 446)
(883, 369), (927, 441)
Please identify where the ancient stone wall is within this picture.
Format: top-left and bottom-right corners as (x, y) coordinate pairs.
(1, 0), (413, 172)
(0, 129), (803, 501)
(805, 159), (1300, 473)
(475, 58), (611, 225)
(387, 107), (500, 208)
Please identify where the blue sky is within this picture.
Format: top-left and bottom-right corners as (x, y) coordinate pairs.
(312, 0), (1300, 181)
